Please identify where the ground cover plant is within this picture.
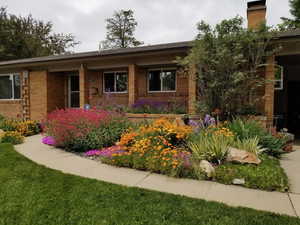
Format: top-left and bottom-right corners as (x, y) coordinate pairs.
(1, 143), (299, 225)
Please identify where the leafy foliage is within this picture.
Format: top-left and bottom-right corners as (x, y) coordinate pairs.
(101, 9), (143, 49)
(179, 17), (278, 117)
(215, 154), (289, 192)
(0, 7), (79, 61)
(0, 131), (24, 145)
(280, 0), (300, 30)
(232, 137), (265, 156)
(226, 118), (285, 158)
(43, 109), (131, 152)
(188, 130), (233, 165)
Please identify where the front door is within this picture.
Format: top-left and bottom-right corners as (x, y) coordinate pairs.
(288, 81), (300, 136)
(68, 75), (80, 108)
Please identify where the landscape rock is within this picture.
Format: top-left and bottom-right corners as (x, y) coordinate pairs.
(199, 160), (215, 178)
(0, 129), (4, 136)
(226, 147), (261, 165)
(232, 178), (246, 185)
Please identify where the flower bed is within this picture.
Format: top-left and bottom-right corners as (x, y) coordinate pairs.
(0, 115), (40, 145)
(42, 113), (292, 192)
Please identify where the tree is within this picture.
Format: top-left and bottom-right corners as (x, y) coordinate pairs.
(0, 7), (79, 61)
(279, 0), (300, 30)
(102, 9), (143, 49)
(179, 17), (278, 118)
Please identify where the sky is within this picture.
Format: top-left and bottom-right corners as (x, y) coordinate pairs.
(1, 0), (292, 52)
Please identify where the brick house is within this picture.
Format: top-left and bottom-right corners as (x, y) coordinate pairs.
(0, 0), (300, 133)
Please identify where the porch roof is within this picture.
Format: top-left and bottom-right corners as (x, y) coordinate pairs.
(0, 41), (193, 68)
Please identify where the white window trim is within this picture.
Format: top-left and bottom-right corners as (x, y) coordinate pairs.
(275, 65), (284, 91)
(147, 68), (177, 93)
(103, 71), (128, 94)
(0, 73), (21, 101)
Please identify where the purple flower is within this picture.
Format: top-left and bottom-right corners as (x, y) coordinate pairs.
(203, 114), (216, 127)
(42, 136), (56, 146)
(85, 146), (125, 158)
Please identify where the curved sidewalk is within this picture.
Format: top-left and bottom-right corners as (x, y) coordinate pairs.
(15, 135), (299, 217)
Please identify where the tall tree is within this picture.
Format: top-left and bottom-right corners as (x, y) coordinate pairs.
(280, 0), (300, 30)
(0, 7), (79, 61)
(179, 17), (278, 118)
(101, 9), (143, 49)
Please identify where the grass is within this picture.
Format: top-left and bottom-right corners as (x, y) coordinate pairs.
(215, 154), (289, 192)
(0, 143), (299, 225)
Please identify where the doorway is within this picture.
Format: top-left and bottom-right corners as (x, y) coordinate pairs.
(287, 82), (300, 136)
(68, 74), (80, 108)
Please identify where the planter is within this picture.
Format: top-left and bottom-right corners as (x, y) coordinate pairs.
(125, 113), (201, 123)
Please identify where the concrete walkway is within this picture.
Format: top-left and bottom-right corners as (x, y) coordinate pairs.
(14, 135), (300, 217)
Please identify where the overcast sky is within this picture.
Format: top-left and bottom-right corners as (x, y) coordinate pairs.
(1, 0), (292, 52)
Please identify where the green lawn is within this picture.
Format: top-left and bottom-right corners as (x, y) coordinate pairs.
(0, 143), (299, 225)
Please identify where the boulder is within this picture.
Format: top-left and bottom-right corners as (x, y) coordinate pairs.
(199, 160), (215, 178)
(0, 129), (4, 136)
(232, 178), (245, 185)
(226, 147), (261, 165)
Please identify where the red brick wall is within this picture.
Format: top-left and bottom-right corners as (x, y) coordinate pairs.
(88, 68), (188, 110)
(0, 100), (23, 118)
(29, 70), (48, 121)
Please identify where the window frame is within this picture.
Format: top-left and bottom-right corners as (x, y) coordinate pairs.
(147, 68), (177, 93)
(274, 65), (284, 91)
(0, 73), (21, 100)
(103, 71), (128, 94)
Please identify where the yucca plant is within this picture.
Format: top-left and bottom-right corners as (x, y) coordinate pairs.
(187, 132), (232, 165)
(232, 137), (266, 156)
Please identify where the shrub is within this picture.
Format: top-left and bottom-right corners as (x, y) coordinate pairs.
(43, 108), (131, 152)
(187, 128), (234, 165)
(0, 131), (24, 145)
(232, 137), (265, 156)
(0, 119), (40, 136)
(259, 135), (285, 158)
(215, 154), (289, 192)
(0, 114), (5, 122)
(101, 119), (193, 177)
(226, 118), (285, 158)
(226, 118), (266, 140)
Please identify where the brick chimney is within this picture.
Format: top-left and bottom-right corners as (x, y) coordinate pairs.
(247, 0), (267, 29)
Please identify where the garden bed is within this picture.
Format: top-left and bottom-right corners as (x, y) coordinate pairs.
(40, 109), (292, 192)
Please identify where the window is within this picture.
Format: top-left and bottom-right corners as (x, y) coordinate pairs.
(104, 72), (128, 93)
(275, 65), (283, 90)
(148, 69), (176, 92)
(0, 74), (21, 100)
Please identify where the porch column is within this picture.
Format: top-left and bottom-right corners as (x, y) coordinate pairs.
(264, 56), (275, 127)
(128, 64), (137, 106)
(188, 65), (197, 115)
(79, 64), (89, 108)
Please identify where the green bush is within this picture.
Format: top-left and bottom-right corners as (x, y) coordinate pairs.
(232, 137), (265, 156)
(226, 118), (285, 158)
(69, 118), (132, 152)
(0, 114), (5, 122)
(226, 118), (266, 140)
(187, 132), (233, 164)
(215, 154), (289, 192)
(259, 135), (285, 158)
